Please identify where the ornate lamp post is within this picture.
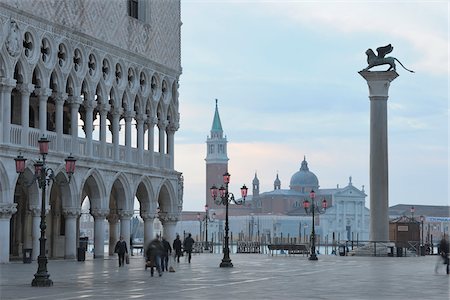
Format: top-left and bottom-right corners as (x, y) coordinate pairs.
(303, 190), (327, 261)
(420, 215), (425, 256)
(197, 205), (215, 251)
(14, 136), (76, 287)
(210, 172), (248, 268)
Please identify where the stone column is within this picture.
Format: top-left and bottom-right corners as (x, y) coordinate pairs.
(63, 207), (80, 259)
(166, 123), (178, 169)
(91, 209), (109, 259)
(141, 212), (157, 248)
(136, 113), (145, 164)
(146, 116), (157, 166)
(35, 88), (52, 135)
(0, 78), (16, 143)
(18, 83), (34, 146)
(68, 96), (82, 155)
(158, 120), (167, 155)
(0, 203), (17, 263)
(124, 111), (135, 162)
(111, 108), (122, 161)
(160, 213), (179, 246)
(54, 92), (68, 152)
(118, 210), (133, 250)
(30, 207), (41, 260)
(107, 214), (119, 256)
(359, 70), (398, 242)
(83, 96), (96, 157)
(99, 104), (110, 158)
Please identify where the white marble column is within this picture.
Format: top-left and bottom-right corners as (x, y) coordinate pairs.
(0, 203), (17, 263)
(142, 213), (157, 248)
(359, 70), (398, 242)
(99, 104), (110, 158)
(107, 214), (119, 256)
(54, 92), (68, 152)
(136, 114), (145, 164)
(118, 210), (133, 250)
(63, 208), (80, 259)
(124, 111), (134, 162)
(83, 95), (96, 157)
(68, 96), (82, 155)
(35, 88), (52, 135)
(30, 207), (41, 260)
(158, 120), (167, 155)
(160, 214), (179, 247)
(166, 123), (178, 169)
(146, 116), (156, 166)
(18, 83), (34, 146)
(111, 108), (122, 161)
(0, 78), (16, 144)
(91, 209), (109, 259)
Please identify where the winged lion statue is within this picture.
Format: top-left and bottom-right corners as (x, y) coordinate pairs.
(362, 44), (414, 73)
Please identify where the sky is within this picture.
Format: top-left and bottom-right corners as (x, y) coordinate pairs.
(175, 0), (449, 212)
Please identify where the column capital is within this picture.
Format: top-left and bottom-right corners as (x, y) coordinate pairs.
(135, 113), (146, 123)
(83, 99), (97, 110)
(111, 107), (124, 117)
(107, 214), (120, 223)
(146, 116), (158, 126)
(159, 212), (180, 224)
(0, 77), (16, 91)
(17, 83), (35, 95)
(124, 110), (135, 121)
(62, 207), (81, 218)
(34, 87), (53, 98)
(118, 210), (134, 219)
(0, 203), (17, 218)
(358, 70), (399, 98)
(91, 209), (109, 219)
(100, 104), (111, 114)
(167, 122), (179, 133)
(141, 211), (158, 221)
(158, 119), (168, 129)
(68, 95), (83, 106)
(52, 92), (69, 104)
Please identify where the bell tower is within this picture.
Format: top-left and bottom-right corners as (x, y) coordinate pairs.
(205, 99), (228, 208)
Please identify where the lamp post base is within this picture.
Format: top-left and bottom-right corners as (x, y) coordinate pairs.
(220, 259), (233, 268)
(31, 274), (53, 287)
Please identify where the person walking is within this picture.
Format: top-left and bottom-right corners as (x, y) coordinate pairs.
(173, 234), (182, 263)
(146, 236), (164, 277)
(114, 236), (128, 267)
(435, 235), (449, 274)
(161, 236), (172, 272)
(183, 233), (195, 263)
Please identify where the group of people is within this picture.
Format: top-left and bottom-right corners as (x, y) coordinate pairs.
(115, 233), (196, 277)
(144, 233), (195, 277)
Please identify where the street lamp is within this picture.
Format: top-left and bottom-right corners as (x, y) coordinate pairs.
(210, 172), (248, 268)
(303, 190), (327, 261)
(14, 136), (76, 287)
(420, 215), (425, 256)
(197, 205), (215, 251)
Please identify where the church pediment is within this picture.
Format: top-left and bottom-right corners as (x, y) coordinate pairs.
(334, 185), (366, 198)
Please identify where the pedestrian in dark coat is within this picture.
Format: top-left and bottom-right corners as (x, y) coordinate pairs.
(183, 233), (195, 263)
(161, 236), (172, 271)
(435, 235), (449, 274)
(114, 236), (128, 267)
(173, 235), (182, 263)
(146, 237), (164, 277)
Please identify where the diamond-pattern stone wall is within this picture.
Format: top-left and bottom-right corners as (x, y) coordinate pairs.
(2, 0), (181, 71)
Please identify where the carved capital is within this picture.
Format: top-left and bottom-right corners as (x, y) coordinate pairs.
(159, 213), (180, 224)
(107, 214), (119, 223)
(158, 119), (168, 129)
(52, 92), (68, 105)
(124, 111), (135, 121)
(34, 87), (53, 98)
(0, 203), (17, 218)
(167, 123), (179, 133)
(100, 104), (111, 114)
(117, 210), (134, 220)
(68, 95), (83, 106)
(17, 83), (35, 95)
(135, 113), (146, 123)
(63, 207), (81, 218)
(91, 209), (109, 219)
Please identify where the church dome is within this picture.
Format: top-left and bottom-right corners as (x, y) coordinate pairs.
(289, 157), (319, 191)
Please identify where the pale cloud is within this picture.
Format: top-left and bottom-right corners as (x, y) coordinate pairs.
(257, 1), (448, 75)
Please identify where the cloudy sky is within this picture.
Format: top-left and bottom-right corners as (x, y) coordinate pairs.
(175, 0), (448, 212)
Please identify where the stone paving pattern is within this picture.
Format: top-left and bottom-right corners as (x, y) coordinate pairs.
(1, 253), (449, 299)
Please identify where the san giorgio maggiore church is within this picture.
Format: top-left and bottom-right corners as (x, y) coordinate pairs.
(176, 101), (370, 244)
(0, 1), (184, 263)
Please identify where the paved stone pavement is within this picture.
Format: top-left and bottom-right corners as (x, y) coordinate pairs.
(0, 253), (449, 300)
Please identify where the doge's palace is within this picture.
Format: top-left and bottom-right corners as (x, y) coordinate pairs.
(0, 0), (183, 263)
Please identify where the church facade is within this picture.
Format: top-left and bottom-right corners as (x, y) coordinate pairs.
(0, 1), (183, 263)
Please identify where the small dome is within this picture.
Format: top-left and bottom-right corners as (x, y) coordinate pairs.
(289, 157), (319, 191)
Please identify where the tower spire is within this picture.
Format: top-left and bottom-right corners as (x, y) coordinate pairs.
(211, 98), (223, 133)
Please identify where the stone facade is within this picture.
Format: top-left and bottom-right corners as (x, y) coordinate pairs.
(0, 0), (182, 263)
